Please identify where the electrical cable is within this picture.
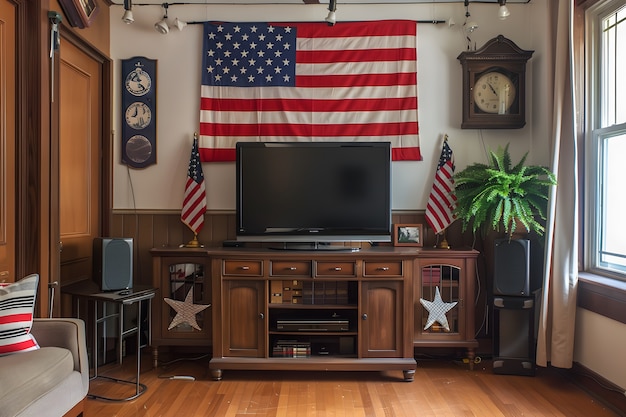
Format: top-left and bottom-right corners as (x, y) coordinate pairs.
(156, 353), (211, 380)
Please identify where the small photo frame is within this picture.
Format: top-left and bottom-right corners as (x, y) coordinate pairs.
(393, 224), (423, 247)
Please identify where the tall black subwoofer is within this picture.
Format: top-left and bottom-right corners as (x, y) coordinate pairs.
(492, 238), (536, 376)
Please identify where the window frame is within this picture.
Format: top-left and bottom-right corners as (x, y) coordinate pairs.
(584, 0), (626, 282)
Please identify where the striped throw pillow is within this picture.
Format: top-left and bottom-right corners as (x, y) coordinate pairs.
(0, 274), (40, 355)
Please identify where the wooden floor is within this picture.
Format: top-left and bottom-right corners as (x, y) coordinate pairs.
(84, 353), (621, 417)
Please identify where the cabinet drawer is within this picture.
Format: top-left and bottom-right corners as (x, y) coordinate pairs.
(270, 261), (312, 277)
(223, 260), (263, 276)
(316, 261), (356, 277)
(364, 261), (403, 277)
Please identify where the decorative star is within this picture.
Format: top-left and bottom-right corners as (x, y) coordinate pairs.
(164, 287), (211, 331)
(419, 286), (458, 331)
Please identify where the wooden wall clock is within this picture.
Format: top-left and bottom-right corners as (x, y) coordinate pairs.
(121, 57), (157, 168)
(457, 35), (533, 129)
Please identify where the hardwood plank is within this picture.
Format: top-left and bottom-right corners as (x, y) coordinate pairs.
(84, 353), (621, 417)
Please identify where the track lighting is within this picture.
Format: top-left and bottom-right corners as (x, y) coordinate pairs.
(122, 0), (134, 24)
(498, 0), (510, 20)
(173, 17), (187, 31)
(325, 0), (337, 26)
(463, 0), (478, 50)
(466, 21), (479, 33)
(155, 3), (169, 34)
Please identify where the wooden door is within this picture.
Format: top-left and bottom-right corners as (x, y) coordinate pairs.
(0, 0), (16, 283)
(223, 280), (266, 357)
(360, 280), (404, 358)
(57, 38), (102, 314)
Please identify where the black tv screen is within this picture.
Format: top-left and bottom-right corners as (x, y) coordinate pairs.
(236, 142), (392, 244)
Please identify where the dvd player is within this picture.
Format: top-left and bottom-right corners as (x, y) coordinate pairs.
(276, 320), (350, 332)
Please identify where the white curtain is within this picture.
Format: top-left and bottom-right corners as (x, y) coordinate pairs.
(536, 0), (579, 368)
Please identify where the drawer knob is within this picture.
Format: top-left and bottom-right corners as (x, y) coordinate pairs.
(378, 267), (390, 271)
(240, 266), (250, 270)
(333, 267), (342, 271)
(288, 267), (297, 271)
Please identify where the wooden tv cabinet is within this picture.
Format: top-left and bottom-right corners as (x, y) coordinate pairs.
(206, 246), (478, 381)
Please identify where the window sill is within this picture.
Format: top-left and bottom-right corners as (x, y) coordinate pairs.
(577, 272), (626, 325)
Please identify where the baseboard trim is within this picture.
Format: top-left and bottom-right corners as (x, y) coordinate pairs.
(566, 362), (626, 416)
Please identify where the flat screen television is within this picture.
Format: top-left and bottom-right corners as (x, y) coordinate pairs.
(236, 141), (392, 248)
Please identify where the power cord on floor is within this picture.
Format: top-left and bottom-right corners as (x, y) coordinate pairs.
(157, 353), (210, 380)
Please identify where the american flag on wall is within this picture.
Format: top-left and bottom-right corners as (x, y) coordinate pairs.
(425, 138), (456, 235)
(198, 20), (422, 162)
(181, 136), (207, 234)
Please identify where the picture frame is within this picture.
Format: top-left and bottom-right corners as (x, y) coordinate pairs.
(59, 0), (99, 28)
(393, 224), (423, 247)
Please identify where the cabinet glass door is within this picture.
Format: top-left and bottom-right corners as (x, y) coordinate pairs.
(420, 264), (461, 334)
(166, 262), (209, 333)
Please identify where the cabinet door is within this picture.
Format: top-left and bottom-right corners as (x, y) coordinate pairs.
(159, 259), (212, 341)
(360, 280), (403, 358)
(415, 259), (466, 341)
(223, 280), (266, 357)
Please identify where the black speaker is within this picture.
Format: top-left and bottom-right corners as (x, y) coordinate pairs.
(492, 296), (536, 376)
(494, 238), (530, 296)
(93, 237), (133, 291)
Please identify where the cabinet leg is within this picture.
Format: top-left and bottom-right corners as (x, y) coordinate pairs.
(403, 369), (415, 382)
(211, 369), (223, 381)
(152, 347), (159, 368)
(467, 348), (475, 370)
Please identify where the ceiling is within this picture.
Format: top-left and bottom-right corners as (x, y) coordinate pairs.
(109, 0), (530, 5)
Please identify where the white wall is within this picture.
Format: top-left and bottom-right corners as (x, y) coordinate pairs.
(575, 309), (626, 389)
(110, 1), (552, 211)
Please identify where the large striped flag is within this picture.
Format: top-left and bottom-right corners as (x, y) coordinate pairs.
(425, 138), (456, 235)
(181, 136), (207, 234)
(199, 20), (421, 162)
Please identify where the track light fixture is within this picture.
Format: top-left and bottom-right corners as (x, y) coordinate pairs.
(325, 0), (337, 26)
(155, 3), (169, 34)
(173, 17), (187, 31)
(463, 0), (478, 50)
(498, 0), (511, 20)
(122, 0), (134, 24)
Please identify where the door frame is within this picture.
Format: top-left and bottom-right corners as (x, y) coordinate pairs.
(16, 1), (112, 316)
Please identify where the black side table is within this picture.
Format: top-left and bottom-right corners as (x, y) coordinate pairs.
(65, 282), (156, 401)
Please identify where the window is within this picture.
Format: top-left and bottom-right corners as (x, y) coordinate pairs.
(587, 0), (626, 279)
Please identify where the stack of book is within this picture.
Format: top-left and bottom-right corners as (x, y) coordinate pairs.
(272, 340), (311, 358)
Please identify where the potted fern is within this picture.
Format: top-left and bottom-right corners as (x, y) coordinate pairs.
(453, 144), (556, 240)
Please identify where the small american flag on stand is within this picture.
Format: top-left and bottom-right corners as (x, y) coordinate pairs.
(181, 134), (207, 242)
(425, 136), (456, 236)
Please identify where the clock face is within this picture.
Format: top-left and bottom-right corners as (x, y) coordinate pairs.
(125, 68), (152, 97)
(125, 135), (153, 164)
(473, 72), (516, 114)
(125, 102), (152, 130)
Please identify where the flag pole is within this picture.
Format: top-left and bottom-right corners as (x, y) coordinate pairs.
(184, 232), (203, 248)
(435, 229), (451, 249)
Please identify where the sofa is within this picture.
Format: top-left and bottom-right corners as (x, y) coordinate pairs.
(0, 318), (90, 417)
